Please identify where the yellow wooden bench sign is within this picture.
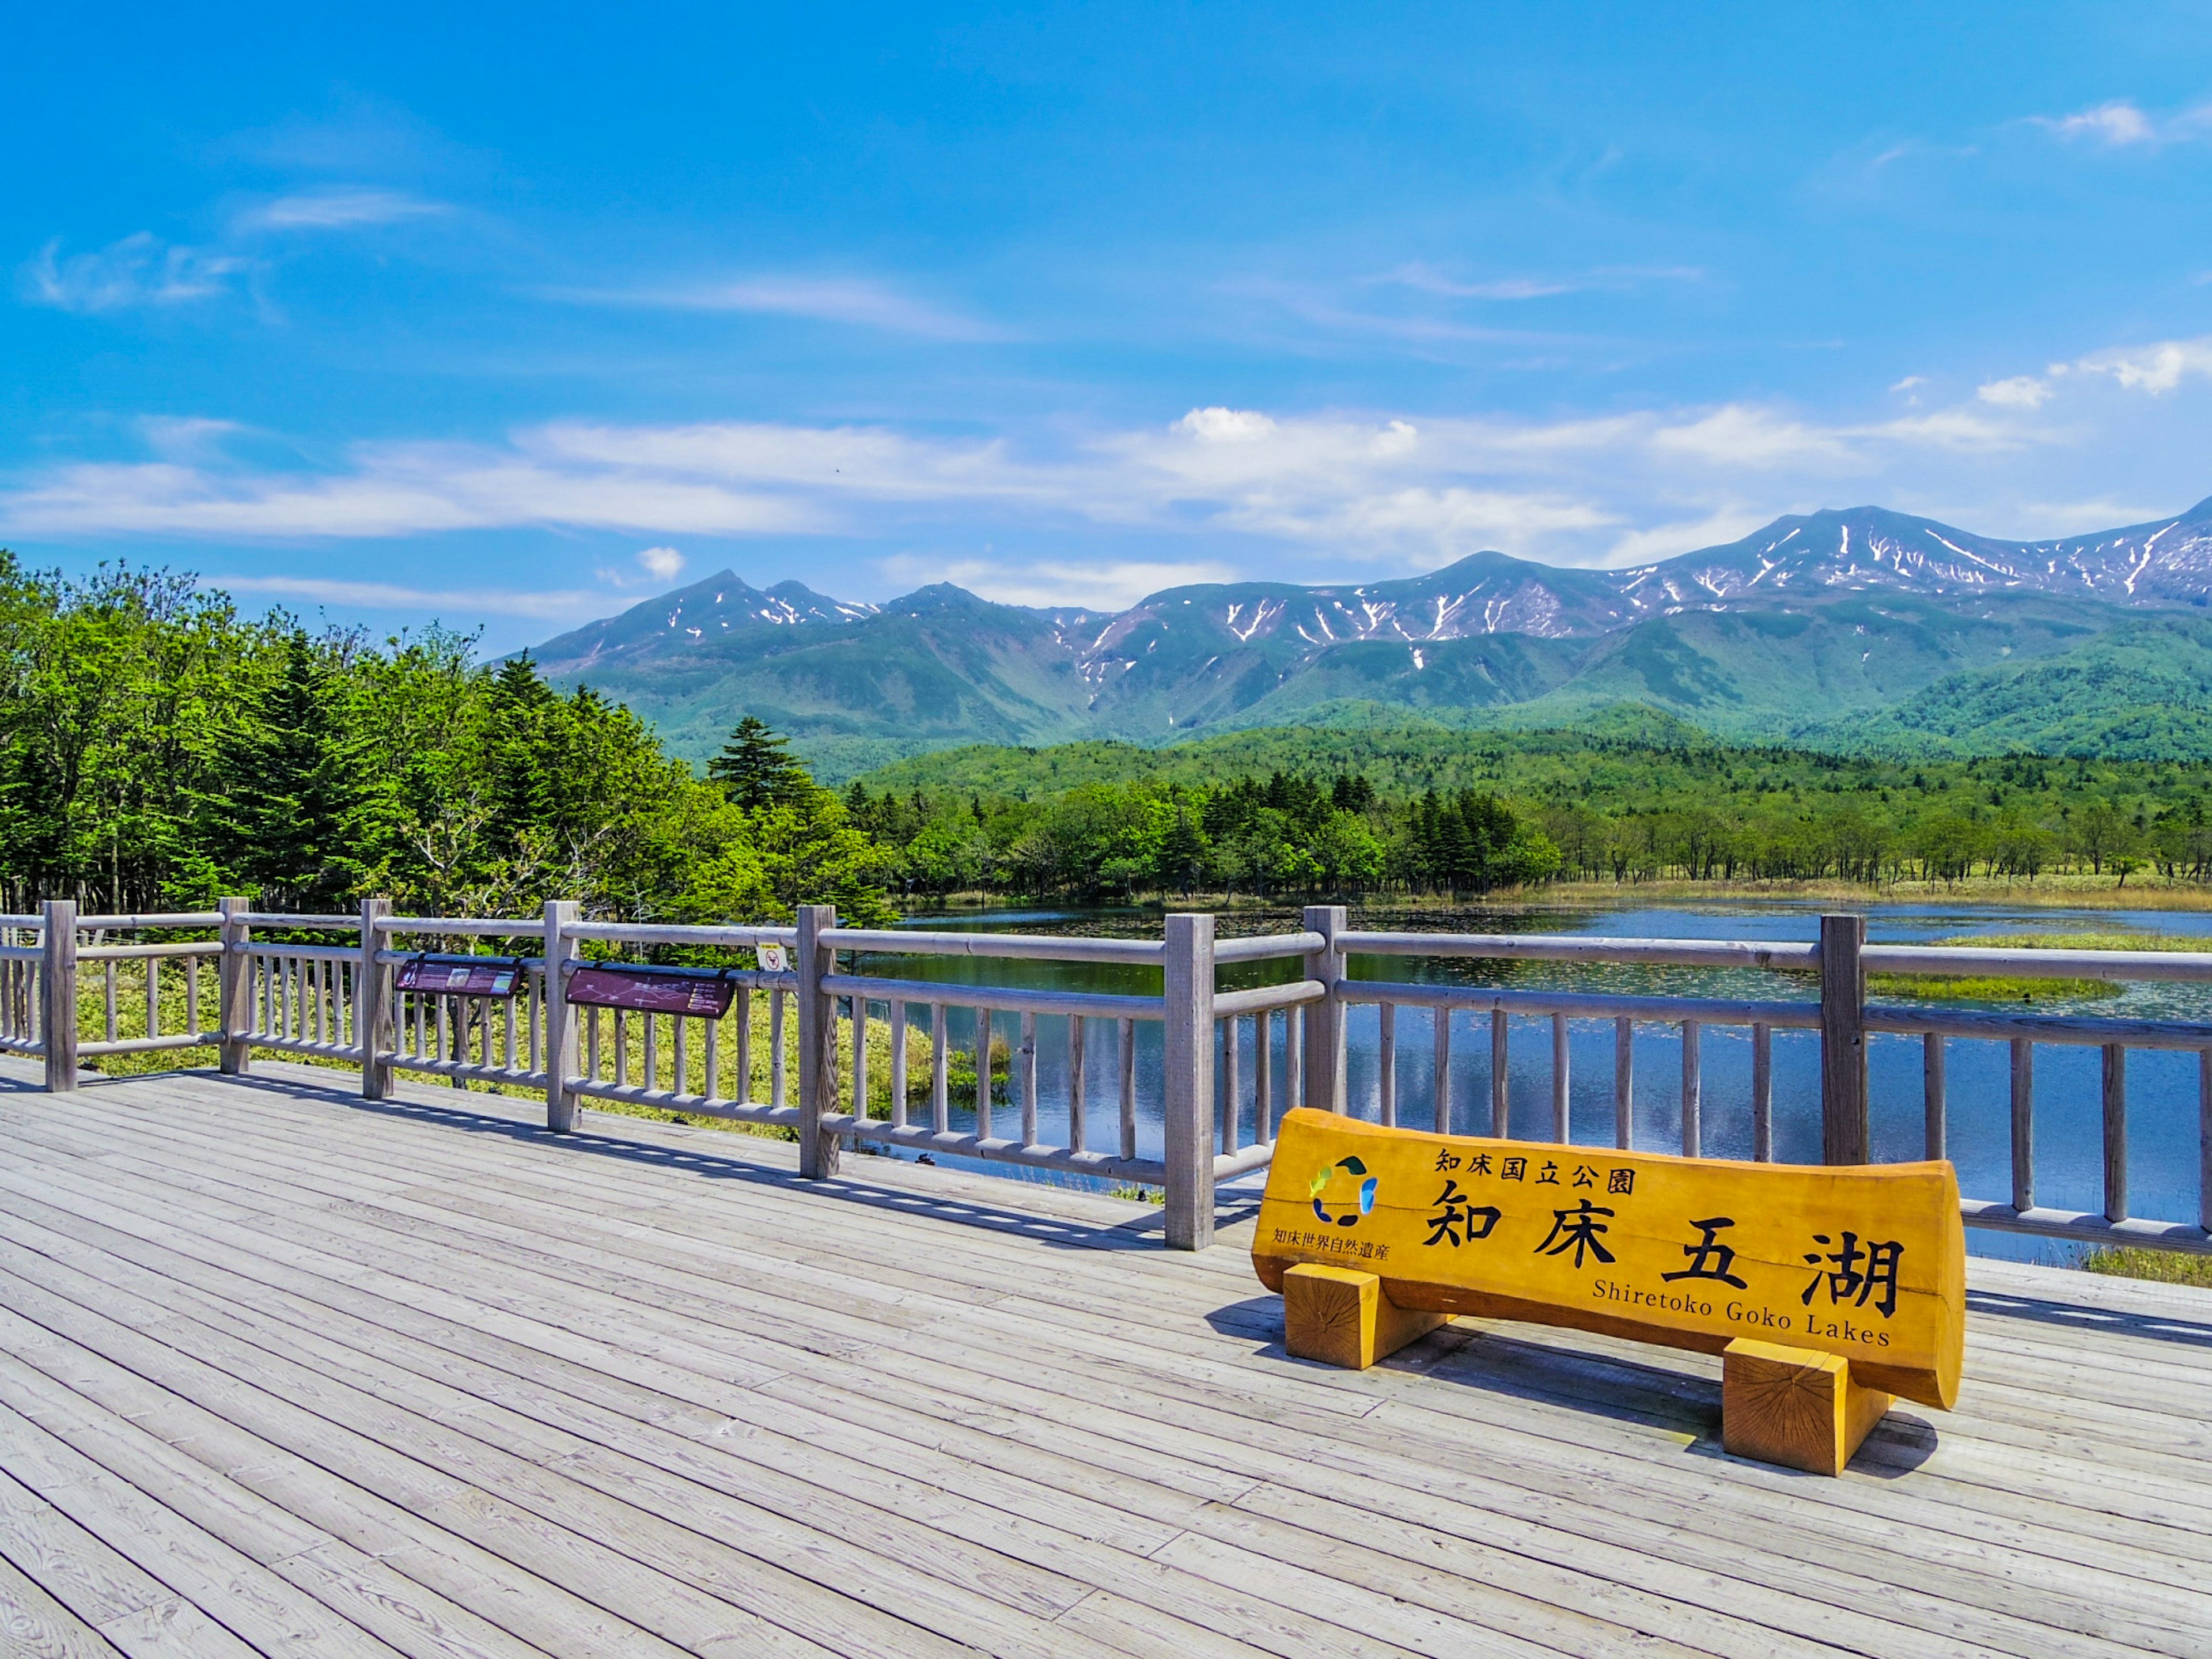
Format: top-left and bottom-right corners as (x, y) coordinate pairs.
(1253, 1108), (1965, 1475)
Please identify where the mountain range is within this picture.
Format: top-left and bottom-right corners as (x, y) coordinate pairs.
(527, 498), (2212, 781)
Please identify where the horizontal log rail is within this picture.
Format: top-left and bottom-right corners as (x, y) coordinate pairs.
(17, 895), (2212, 1254)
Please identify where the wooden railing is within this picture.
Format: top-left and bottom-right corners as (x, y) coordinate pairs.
(14, 897), (2212, 1253)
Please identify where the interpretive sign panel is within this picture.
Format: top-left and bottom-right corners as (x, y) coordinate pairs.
(566, 965), (737, 1018)
(393, 957), (521, 999)
(1253, 1107), (1965, 1408)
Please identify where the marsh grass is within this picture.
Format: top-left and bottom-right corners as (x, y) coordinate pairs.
(2080, 1246), (2212, 1288)
(1868, 930), (2207, 1004)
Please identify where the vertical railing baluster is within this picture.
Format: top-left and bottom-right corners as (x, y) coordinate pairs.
(185, 952), (200, 1040)
(1118, 1015), (1137, 1160)
(1680, 1019), (1701, 1158)
(1378, 1001), (1397, 1127)
(1752, 1022), (1772, 1162)
(643, 1010), (661, 1093)
(1923, 1032), (1945, 1161)
(733, 986), (750, 1101)
(1490, 1008), (1508, 1137)
(1221, 1015), (1240, 1153)
(1613, 1016), (1633, 1150)
(1254, 1010), (1272, 1147)
(673, 1011), (690, 1097)
(613, 1009), (628, 1089)
(771, 988), (787, 1107)
(889, 1001), (907, 1128)
(1285, 1009), (1302, 1129)
(2103, 1044), (2127, 1225)
(1432, 1006), (1451, 1135)
(146, 955), (158, 1043)
(851, 996), (869, 1120)
(930, 1003), (949, 1131)
(1551, 1012), (1570, 1142)
(704, 1004), (721, 1100)
(974, 1007), (993, 1139)
(1067, 1012), (1086, 1151)
(2010, 1037), (2035, 1213)
(1019, 1010), (1037, 1147)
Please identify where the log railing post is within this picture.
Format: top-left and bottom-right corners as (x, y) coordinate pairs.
(358, 897), (392, 1099)
(1163, 911), (1217, 1250)
(796, 904), (840, 1179)
(1301, 903), (1347, 1115)
(40, 899), (77, 1093)
(1819, 912), (1868, 1165)
(543, 899), (580, 1132)
(218, 896), (251, 1076)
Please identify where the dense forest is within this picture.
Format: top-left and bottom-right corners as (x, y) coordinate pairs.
(14, 552), (2212, 919)
(850, 726), (2212, 899)
(0, 558), (895, 922)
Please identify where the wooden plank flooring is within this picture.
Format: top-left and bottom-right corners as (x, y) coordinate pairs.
(1, 1061), (2209, 1658)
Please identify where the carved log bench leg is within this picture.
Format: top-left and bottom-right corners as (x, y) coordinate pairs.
(1282, 1263), (1449, 1370)
(1722, 1336), (1892, 1476)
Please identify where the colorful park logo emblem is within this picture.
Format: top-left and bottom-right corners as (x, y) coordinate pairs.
(1308, 1155), (1378, 1228)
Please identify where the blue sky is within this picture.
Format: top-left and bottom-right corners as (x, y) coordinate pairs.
(10, 2), (2212, 650)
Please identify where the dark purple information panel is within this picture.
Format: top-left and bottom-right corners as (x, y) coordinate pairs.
(394, 958), (522, 998)
(566, 967), (738, 1018)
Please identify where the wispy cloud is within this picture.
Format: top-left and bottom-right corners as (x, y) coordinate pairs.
(238, 187), (451, 231)
(1373, 263), (1704, 301)
(552, 275), (1006, 341)
(23, 234), (255, 313)
(205, 574), (600, 620)
(0, 378), (2085, 575)
(2032, 99), (2212, 149)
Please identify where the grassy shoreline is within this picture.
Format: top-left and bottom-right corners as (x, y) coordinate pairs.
(908, 872), (2212, 920)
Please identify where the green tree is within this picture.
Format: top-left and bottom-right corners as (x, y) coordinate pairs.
(709, 716), (814, 809)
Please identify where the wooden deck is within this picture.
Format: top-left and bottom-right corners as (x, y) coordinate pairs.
(1, 1066), (2209, 1659)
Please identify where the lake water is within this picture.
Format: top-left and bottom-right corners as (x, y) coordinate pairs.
(851, 898), (2212, 1263)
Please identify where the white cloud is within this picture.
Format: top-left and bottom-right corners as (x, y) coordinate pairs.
(1976, 374), (2052, 409)
(1, 447), (824, 539)
(2072, 336), (2212, 394)
(2032, 99), (2212, 149)
(240, 188), (450, 230)
(1648, 404), (1854, 467)
(206, 574), (599, 620)
(1605, 509), (1774, 569)
(1175, 407), (1278, 442)
(0, 376), (2109, 579)
(23, 234), (253, 312)
(2040, 100), (2157, 146)
(552, 275), (1003, 341)
(1889, 375), (1926, 393)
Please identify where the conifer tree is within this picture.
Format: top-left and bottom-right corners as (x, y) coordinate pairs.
(708, 715), (814, 809)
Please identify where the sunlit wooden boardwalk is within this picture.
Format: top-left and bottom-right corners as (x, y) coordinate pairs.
(2, 1061), (2210, 1659)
